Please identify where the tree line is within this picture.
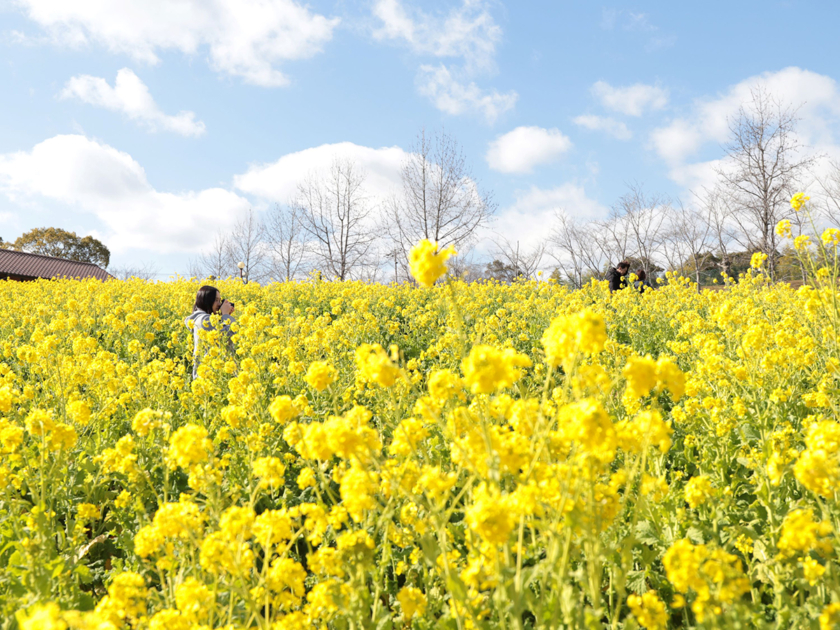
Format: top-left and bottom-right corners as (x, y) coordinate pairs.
(549, 88), (840, 288)
(190, 129), (495, 284)
(5, 89), (840, 287)
(195, 92), (840, 288)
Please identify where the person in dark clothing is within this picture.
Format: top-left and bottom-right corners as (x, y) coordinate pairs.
(606, 261), (630, 292)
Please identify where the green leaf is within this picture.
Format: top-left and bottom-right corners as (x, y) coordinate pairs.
(686, 527), (705, 544)
(635, 520), (659, 545)
(74, 564), (93, 584)
(626, 570), (648, 594)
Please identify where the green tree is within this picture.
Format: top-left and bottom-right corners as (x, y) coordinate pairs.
(12, 228), (110, 267)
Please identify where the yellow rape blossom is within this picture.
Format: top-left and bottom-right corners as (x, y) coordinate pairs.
(790, 192), (810, 211)
(409, 239), (456, 287)
(775, 219), (792, 238)
(175, 577), (212, 621)
(461, 345), (531, 394)
(397, 586), (427, 620)
(304, 361), (337, 392)
(822, 227), (840, 247)
(269, 395), (301, 424)
(168, 425), (212, 469)
(355, 344), (402, 387)
(750, 252), (768, 269)
(627, 591), (668, 630)
(252, 456), (286, 490)
(820, 603), (840, 630)
(541, 309), (606, 367)
(777, 509), (833, 558)
(684, 475), (715, 509)
(4, 262), (840, 628)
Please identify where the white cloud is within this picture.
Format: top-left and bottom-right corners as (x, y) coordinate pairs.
(600, 9), (620, 30)
(650, 67), (840, 175)
(621, 12), (657, 32)
(60, 68), (206, 137)
(599, 9), (675, 50)
(372, 0), (500, 72)
(667, 159), (727, 191)
(572, 115), (632, 140)
(486, 126), (572, 174)
(234, 142), (410, 203)
(372, 0), (514, 121)
(0, 135), (249, 252)
(592, 81), (669, 116)
(416, 64), (517, 124)
(14, 0), (339, 86)
(485, 183), (608, 250)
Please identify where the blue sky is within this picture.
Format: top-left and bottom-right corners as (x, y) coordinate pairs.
(1, 0), (839, 277)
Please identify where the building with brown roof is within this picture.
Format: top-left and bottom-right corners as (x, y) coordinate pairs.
(0, 249), (113, 281)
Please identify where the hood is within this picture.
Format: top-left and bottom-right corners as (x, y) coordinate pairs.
(185, 310), (210, 328)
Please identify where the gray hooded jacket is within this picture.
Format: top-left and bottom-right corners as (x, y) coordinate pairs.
(184, 310), (236, 379)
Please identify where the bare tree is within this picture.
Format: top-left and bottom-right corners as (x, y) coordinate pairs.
(715, 87), (815, 278)
(660, 221), (691, 278)
(816, 160), (840, 228)
(265, 204), (308, 281)
(695, 186), (739, 279)
(193, 232), (231, 280)
(225, 208), (266, 284)
(618, 185), (669, 276)
(296, 158), (377, 281)
(549, 213), (587, 288)
(492, 237), (546, 280)
(446, 247), (483, 282)
(187, 258), (204, 279)
(356, 249), (385, 283)
(593, 212), (634, 270)
(549, 214), (608, 288)
(387, 128), (495, 265)
(384, 247), (402, 283)
(111, 261), (160, 281)
(664, 202), (714, 289)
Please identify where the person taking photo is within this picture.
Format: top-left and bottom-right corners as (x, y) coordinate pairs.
(184, 285), (236, 379)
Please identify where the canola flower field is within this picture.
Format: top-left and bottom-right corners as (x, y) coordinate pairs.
(3, 220), (840, 629)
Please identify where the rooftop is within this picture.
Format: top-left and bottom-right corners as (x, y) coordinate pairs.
(0, 248), (112, 281)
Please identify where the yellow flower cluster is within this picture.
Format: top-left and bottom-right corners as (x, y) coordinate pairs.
(355, 343), (402, 387)
(623, 354), (685, 400)
(777, 508), (833, 559)
(627, 591), (668, 630)
(663, 539), (750, 622)
(3, 234), (840, 628)
(408, 239), (456, 287)
(460, 345), (531, 394)
(684, 475), (715, 509)
(541, 308), (607, 367)
(794, 420), (840, 498)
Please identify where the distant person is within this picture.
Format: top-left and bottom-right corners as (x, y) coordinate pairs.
(185, 285), (236, 379)
(606, 261), (630, 292)
(633, 269), (653, 293)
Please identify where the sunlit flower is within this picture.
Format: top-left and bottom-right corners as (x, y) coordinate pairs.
(409, 239), (456, 287)
(791, 192), (810, 211)
(461, 345), (531, 394)
(397, 586), (427, 619)
(627, 591), (668, 630)
(304, 361), (337, 392)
